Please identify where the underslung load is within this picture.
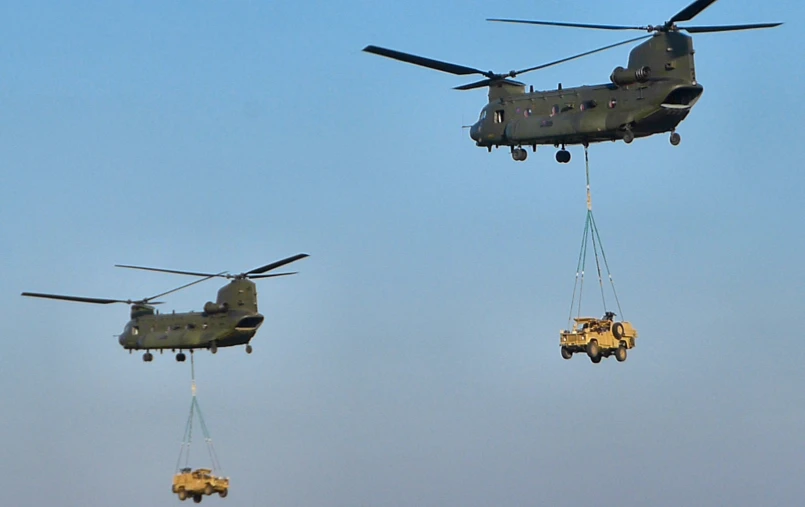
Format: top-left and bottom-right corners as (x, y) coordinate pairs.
(173, 355), (229, 502)
(561, 148), (639, 364)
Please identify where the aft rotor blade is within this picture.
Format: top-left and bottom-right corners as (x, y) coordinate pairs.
(681, 22), (782, 33)
(248, 272), (299, 279)
(487, 18), (644, 31)
(514, 35), (652, 76)
(454, 78), (524, 91)
(21, 292), (130, 305)
(669, 0), (719, 24)
(145, 272), (226, 302)
(115, 264), (224, 278)
(246, 253), (310, 276)
(363, 45), (488, 77)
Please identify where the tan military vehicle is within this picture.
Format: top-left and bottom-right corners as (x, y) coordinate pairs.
(560, 311), (638, 363)
(172, 467), (229, 502)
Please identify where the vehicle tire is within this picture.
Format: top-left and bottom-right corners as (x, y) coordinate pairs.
(178, 488), (187, 501)
(623, 129), (634, 144)
(219, 490), (228, 498)
(591, 355), (602, 364)
(205, 485), (214, 496)
(615, 346), (627, 362)
(193, 494), (203, 503)
(561, 347), (573, 360)
(586, 340), (600, 359)
(612, 322), (625, 339)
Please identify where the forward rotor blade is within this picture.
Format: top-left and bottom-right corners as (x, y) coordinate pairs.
(453, 78), (524, 91)
(115, 264), (224, 278)
(246, 253), (309, 275)
(669, 0), (719, 24)
(21, 292), (130, 305)
(145, 272), (226, 302)
(248, 272), (299, 279)
(363, 45), (487, 77)
(681, 22), (782, 33)
(514, 35), (652, 76)
(487, 18), (644, 31)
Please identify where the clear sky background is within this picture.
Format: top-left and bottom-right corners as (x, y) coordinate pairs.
(1, 1), (802, 506)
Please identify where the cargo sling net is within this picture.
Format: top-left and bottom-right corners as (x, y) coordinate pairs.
(175, 354), (223, 475)
(566, 147), (624, 330)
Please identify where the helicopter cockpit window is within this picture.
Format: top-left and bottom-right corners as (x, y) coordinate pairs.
(480, 110), (487, 121)
(132, 326), (139, 335)
(494, 110), (504, 123)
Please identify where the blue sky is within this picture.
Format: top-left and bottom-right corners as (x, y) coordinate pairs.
(1, 1), (802, 506)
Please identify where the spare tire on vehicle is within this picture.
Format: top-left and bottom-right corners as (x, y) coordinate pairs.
(612, 322), (625, 339)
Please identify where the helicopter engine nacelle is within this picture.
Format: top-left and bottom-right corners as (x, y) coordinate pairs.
(610, 66), (651, 86)
(203, 301), (228, 314)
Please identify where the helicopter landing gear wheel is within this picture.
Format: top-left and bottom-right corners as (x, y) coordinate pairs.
(511, 147), (527, 161)
(209, 343), (218, 354)
(670, 131), (681, 146)
(143, 352), (153, 362)
(176, 352), (186, 362)
(246, 344), (253, 354)
(622, 128), (634, 144)
(555, 150), (571, 163)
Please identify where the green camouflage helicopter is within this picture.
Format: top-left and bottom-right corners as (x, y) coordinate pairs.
(364, 0), (780, 163)
(21, 254), (308, 362)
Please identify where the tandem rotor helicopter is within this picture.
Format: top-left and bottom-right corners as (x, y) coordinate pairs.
(21, 254), (309, 362)
(363, 0), (780, 163)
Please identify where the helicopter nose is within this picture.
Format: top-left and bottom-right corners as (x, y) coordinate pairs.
(469, 123), (480, 142)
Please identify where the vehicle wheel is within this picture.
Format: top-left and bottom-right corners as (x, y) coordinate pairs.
(615, 346), (627, 362)
(205, 485), (214, 496)
(591, 355), (602, 364)
(612, 322), (625, 339)
(178, 488), (187, 501)
(245, 344), (253, 354)
(193, 494), (203, 503)
(219, 490), (228, 498)
(670, 132), (681, 146)
(561, 347), (573, 360)
(586, 340), (600, 359)
(623, 129), (634, 144)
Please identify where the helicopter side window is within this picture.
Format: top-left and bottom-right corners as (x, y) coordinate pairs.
(186, 324), (195, 330)
(550, 105), (559, 117)
(608, 98), (617, 109)
(580, 100), (597, 111)
(494, 110), (504, 123)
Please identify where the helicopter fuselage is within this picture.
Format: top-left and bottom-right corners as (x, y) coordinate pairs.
(117, 278), (266, 356)
(118, 308), (264, 352)
(469, 31), (703, 157)
(469, 79), (703, 149)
